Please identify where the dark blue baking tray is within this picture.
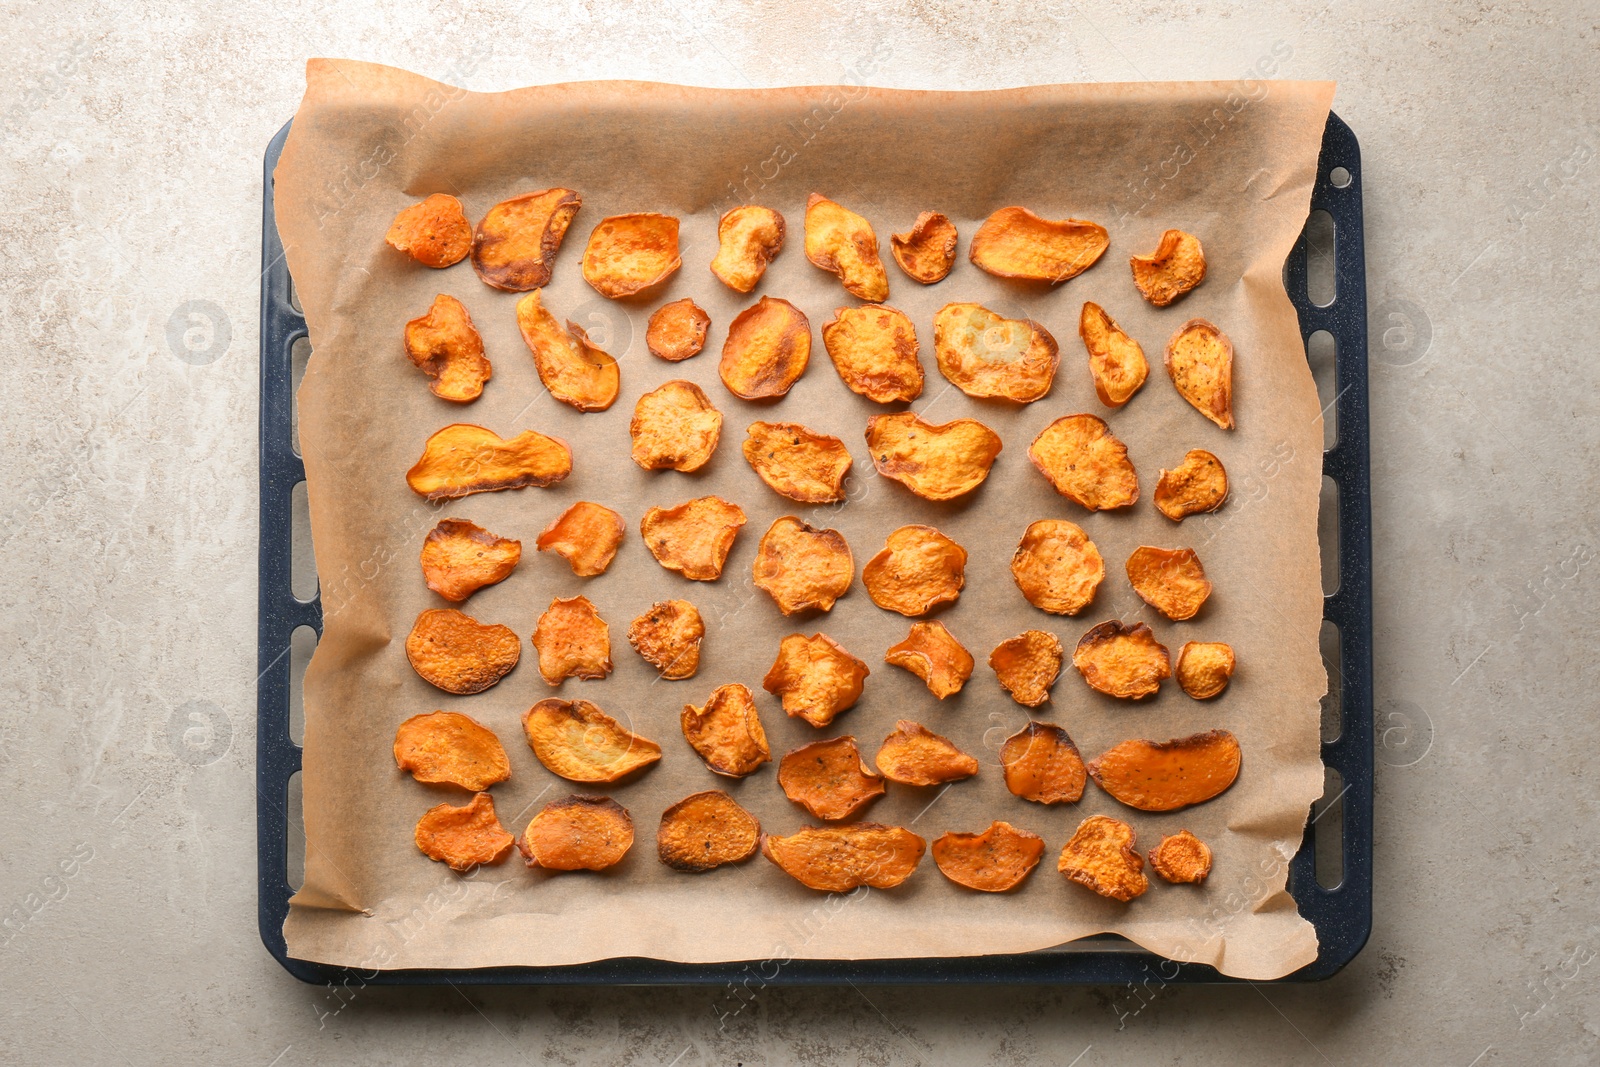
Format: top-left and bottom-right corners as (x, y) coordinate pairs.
(258, 111), (1372, 985)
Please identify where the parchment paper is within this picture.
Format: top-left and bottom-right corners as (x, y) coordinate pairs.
(274, 59), (1335, 980)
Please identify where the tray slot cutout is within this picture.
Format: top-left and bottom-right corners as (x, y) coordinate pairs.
(1305, 209), (1336, 307)
(1307, 329), (1338, 450)
(1311, 766), (1346, 889)
(287, 770), (306, 892)
(291, 480), (317, 603)
(1318, 476), (1341, 597)
(1319, 620), (1342, 743)
(289, 624), (318, 747)
(290, 336), (311, 457)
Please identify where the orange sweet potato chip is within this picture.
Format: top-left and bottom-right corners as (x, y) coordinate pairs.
(515, 290), (620, 412)
(762, 633), (870, 728)
(1149, 829), (1213, 884)
(1131, 229), (1206, 307)
(1154, 449), (1229, 521)
(405, 608), (521, 694)
(932, 821), (1045, 892)
(641, 496), (747, 581)
(522, 698), (661, 782)
(821, 304), (924, 403)
(1088, 730), (1242, 811)
(1027, 414), (1139, 511)
(762, 824), (925, 892)
(658, 790), (761, 872)
(719, 296), (812, 400)
(804, 193), (889, 301)
(988, 630), (1063, 707)
(531, 596), (612, 685)
(630, 380), (723, 472)
(471, 188), (581, 291)
(778, 736), (886, 820)
(421, 518), (521, 602)
(386, 193), (473, 268)
(1175, 641), (1235, 699)
(1079, 301), (1148, 408)
(405, 294), (491, 402)
(626, 599), (705, 680)
(415, 792), (515, 871)
(682, 683), (770, 777)
(875, 719), (979, 786)
(517, 795), (633, 871)
(1126, 545), (1213, 620)
(394, 711), (512, 791)
(969, 206), (1109, 283)
(711, 205), (785, 292)
(536, 501), (625, 577)
(646, 298), (711, 361)
(890, 211), (958, 284)
(1166, 319), (1235, 430)
(863, 525), (966, 616)
(742, 421), (852, 504)
(1000, 721), (1086, 804)
(581, 212), (682, 298)
(1009, 519), (1104, 616)
(1072, 621), (1171, 700)
(752, 517), (854, 615)
(932, 302), (1060, 403)
(406, 424), (573, 500)
(1058, 814), (1147, 901)
(884, 621), (973, 699)
(864, 412), (1002, 501)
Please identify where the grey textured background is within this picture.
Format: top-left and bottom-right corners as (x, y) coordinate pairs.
(2, 1), (1596, 1064)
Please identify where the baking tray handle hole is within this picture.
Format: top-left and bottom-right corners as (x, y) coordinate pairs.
(1305, 209), (1336, 307)
(291, 480), (318, 603)
(1329, 165), (1352, 189)
(287, 770), (306, 892)
(1307, 329), (1338, 450)
(1319, 476), (1341, 597)
(1319, 620), (1342, 743)
(290, 336), (312, 458)
(289, 625), (318, 748)
(1311, 767), (1346, 889)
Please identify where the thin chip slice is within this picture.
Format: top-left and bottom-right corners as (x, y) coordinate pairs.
(1126, 545), (1213, 621)
(405, 608), (521, 695)
(681, 683), (770, 777)
(762, 633), (870, 728)
(863, 525), (966, 616)
(865, 412), (1003, 502)
(804, 193), (889, 301)
(581, 212), (682, 298)
(932, 821), (1045, 892)
(1149, 829), (1213, 884)
(1131, 229), (1206, 307)
(711, 205), (785, 292)
(471, 188), (582, 291)
(1000, 721), (1086, 804)
(742, 422), (852, 504)
(1175, 641), (1235, 700)
(884, 621), (973, 699)
(415, 793), (515, 871)
(531, 596), (613, 685)
(1009, 519), (1104, 616)
(1079, 301), (1148, 408)
(932, 302), (1060, 403)
(1166, 319), (1235, 429)
(1088, 730), (1242, 811)
(821, 304), (924, 403)
(641, 496), (747, 581)
(969, 206), (1109, 283)
(630, 380), (723, 472)
(1027, 414), (1139, 511)
(762, 824), (925, 892)
(646, 298), (711, 361)
(405, 294), (492, 402)
(421, 518), (521, 602)
(1073, 621), (1170, 700)
(890, 211), (958, 284)
(1154, 449), (1229, 521)
(394, 711), (512, 791)
(778, 736), (886, 820)
(719, 296), (812, 400)
(875, 719), (979, 786)
(522, 698), (661, 782)
(753, 517), (854, 615)
(406, 424), (573, 500)
(387, 193), (473, 268)
(989, 630), (1063, 707)
(626, 600), (705, 680)
(658, 790), (762, 872)
(517, 795), (633, 871)
(1058, 814), (1147, 901)
(515, 290), (621, 412)
(536, 501), (625, 577)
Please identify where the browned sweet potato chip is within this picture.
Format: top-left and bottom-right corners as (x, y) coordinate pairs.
(627, 600), (704, 680)
(405, 294), (491, 402)
(1175, 641), (1235, 699)
(821, 304), (924, 403)
(472, 188), (581, 291)
(1088, 730), (1241, 811)
(890, 211), (957, 284)
(711, 205), (785, 292)
(522, 698), (661, 782)
(658, 790), (761, 871)
(406, 424), (573, 500)
(630, 380), (723, 472)
(682, 683), (770, 777)
(988, 630), (1063, 707)
(531, 596), (612, 685)
(421, 518), (521, 602)
(518, 795), (633, 870)
(1000, 721), (1086, 804)
(1154, 449), (1229, 521)
(863, 525), (966, 617)
(1058, 815), (1147, 901)
(778, 736), (885, 820)
(719, 296), (811, 400)
(582, 212), (681, 298)
(415, 792), (514, 871)
(1027, 414), (1138, 511)
(933, 302), (1060, 403)
(387, 193), (473, 268)
(932, 821), (1045, 892)
(1131, 229), (1206, 307)
(875, 719), (979, 786)
(742, 422), (852, 504)
(1079, 302), (1147, 408)
(646, 298), (710, 361)
(405, 608), (521, 694)
(1009, 519), (1104, 616)
(1149, 829), (1213, 883)
(969, 206), (1109, 283)
(515, 290), (620, 412)
(762, 633), (869, 728)
(865, 412), (1002, 502)
(753, 517), (854, 615)
(536, 501), (625, 577)
(804, 193), (888, 301)
(884, 621), (974, 699)
(1073, 621), (1170, 700)
(641, 496), (747, 581)
(762, 824), (925, 892)
(1126, 545), (1213, 621)
(1166, 319), (1235, 429)
(394, 711), (512, 791)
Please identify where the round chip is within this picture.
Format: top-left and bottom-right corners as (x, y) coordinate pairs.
(1027, 414), (1138, 511)
(405, 293), (492, 402)
(1126, 545), (1213, 621)
(932, 821), (1045, 892)
(386, 193), (474, 268)
(864, 412), (1002, 501)
(875, 720), (979, 786)
(1131, 229), (1206, 307)
(406, 424), (573, 500)
(742, 421), (853, 504)
(531, 596), (613, 685)
(1175, 641), (1235, 699)
(762, 824), (925, 892)
(1079, 301), (1148, 408)
(630, 380), (723, 472)
(420, 518), (521, 602)
(968, 206), (1109, 283)
(1072, 621), (1171, 700)
(1149, 829), (1214, 884)
(890, 211), (958, 284)
(536, 501), (625, 577)
(820, 304), (924, 404)
(1165, 319), (1235, 430)
(522, 698), (662, 783)
(471, 188), (582, 291)
(1057, 814), (1147, 902)
(657, 790), (762, 872)
(518, 795), (634, 871)
(1154, 449), (1229, 521)
(1087, 730), (1242, 812)
(762, 633), (870, 728)
(405, 608), (521, 695)
(681, 683), (770, 777)
(862, 525), (966, 616)
(394, 711), (512, 791)
(884, 620), (974, 699)
(999, 721), (1087, 804)
(711, 205), (785, 293)
(640, 496), (747, 581)
(719, 296), (812, 400)
(581, 212), (682, 299)
(646, 298), (711, 361)
(626, 600), (705, 680)
(777, 736), (886, 820)
(988, 630), (1063, 707)
(752, 517), (854, 615)
(515, 290), (621, 412)
(1009, 519), (1105, 616)
(415, 793), (515, 872)
(804, 193), (889, 301)
(932, 302), (1060, 403)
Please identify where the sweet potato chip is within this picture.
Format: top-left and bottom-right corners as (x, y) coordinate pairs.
(884, 621), (973, 699)
(405, 294), (491, 402)
(969, 206), (1109, 283)
(875, 719), (979, 786)
(719, 296), (812, 400)
(1072, 621), (1170, 700)
(1175, 641), (1235, 699)
(1079, 301), (1147, 408)
(522, 698), (661, 782)
(1009, 519), (1104, 616)
(821, 304), (924, 403)
(682, 683), (770, 777)
(1154, 449), (1229, 521)
(1088, 730), (1241, 811)
(386, 193), (473, 268)
(394, 711), (512, 791)
(1126, 545), (1213, 621)
(421, 518), (521, 602)
(658, 790), (761, 872)
(406, 424), (573, 500)
(742, 421), (852, 504)
(471, 188), (582, 291)
(581, 212), (682, 298)
(630, 380), (723, 472)
(863, 525), (966, 616)
(1149, 829), (1213, 884)
(536, 501), (625, 577)
(1166, 319), (1235, 429)
(988, 630), (1063, 707)
(646, 298), (711, 361)
(762, 633), (869, 728)
(1131, 229), (1206, 307)
(932, 821), (1045, 892)
(752, 517), (854, 615)
(890, 211), (958, 284)
(865, 412), (1002, 502)
(405, 608), (521, 694)
(762, 824), (925, 892)
(932, 302), (1060, 403)
(999, 721), (1086, 804)
(515, 290), (620, 412)
(517, 795), (633, 871)
(778, 736), (886, 820)
(711, 205), (785, 292)
(1058, 814), (1147, 902)
(1027, 414), (1138, 511)
(804, 193), (889, 301)
(641, 496), (747, 581)
(626, 600), (704, 680)
(415, 792), (515, 871)
(531, 596), (613, 685)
